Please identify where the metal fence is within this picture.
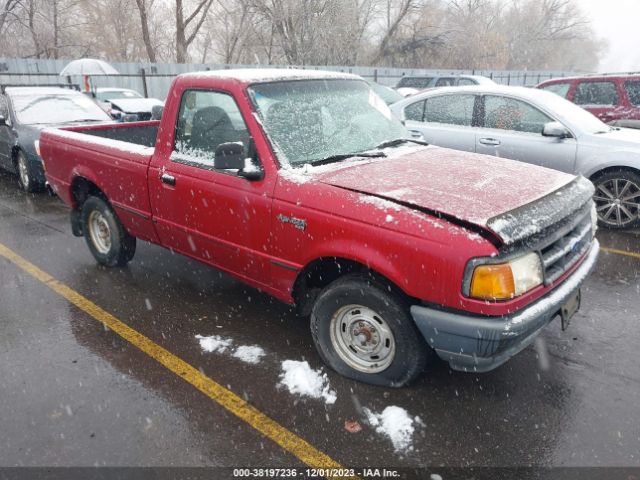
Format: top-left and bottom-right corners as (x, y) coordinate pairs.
(0, 57), (578, 99)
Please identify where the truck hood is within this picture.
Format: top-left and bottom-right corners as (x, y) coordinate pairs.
(314, 146), (593, 244)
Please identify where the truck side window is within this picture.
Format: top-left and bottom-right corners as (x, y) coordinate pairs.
(540, 82), (571, 98)
(573, 81), (619, 106)
(173, 90), (250, 169)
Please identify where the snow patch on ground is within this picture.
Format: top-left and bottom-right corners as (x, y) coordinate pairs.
(232, 345), (266, 364)
(278, 360), (337, 404)
(364, 406), (420, 453)
(195, 334), (232, 353)
(196, 335), (266, 364)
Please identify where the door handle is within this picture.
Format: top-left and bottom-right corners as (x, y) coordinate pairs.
(161, 173), (176, 186)
(479, 138), (501, 146)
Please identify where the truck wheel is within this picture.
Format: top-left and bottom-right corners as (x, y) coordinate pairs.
(81, 196), (136, 267)
(593, 170), (640, 229)
(310, 274), (429, 387)
(15, 151), (41, 193)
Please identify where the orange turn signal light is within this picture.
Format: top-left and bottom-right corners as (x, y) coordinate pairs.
(470, 263), (516, 300)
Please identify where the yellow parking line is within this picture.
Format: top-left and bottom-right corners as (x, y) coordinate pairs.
(0, 242), (350, 476)
(600, 246), (640, 260)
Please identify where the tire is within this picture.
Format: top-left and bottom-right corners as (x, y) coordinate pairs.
(81, 196), (136, 267)
(310, 274), (429, 387)
(15, 151), (42, 193)
(592, 170), (640, 229)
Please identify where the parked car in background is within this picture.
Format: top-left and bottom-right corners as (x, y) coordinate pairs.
(40, 69), (599, 386)
(537, 74), (640, 129)
(366, 80), (404, 105)
(395, 74), (495, 97)
(391, 84), (640, 229)
(0, 85), (112, 192)
(93, 87), (164, 121)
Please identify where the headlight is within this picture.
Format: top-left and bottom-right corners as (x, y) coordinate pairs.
(469, 252), (543, 300)
(34, 140), (40, 157)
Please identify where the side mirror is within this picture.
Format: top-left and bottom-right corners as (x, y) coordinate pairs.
(214, 141), (264, 180)
(214, 142), (245, 170)
(542, 121), (571, 138)
(0, 115), (6, 126)
(151, 105), (164, 120)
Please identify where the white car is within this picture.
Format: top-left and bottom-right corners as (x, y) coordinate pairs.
(391, 84), (640, 229)
(94, 88), (163, 121)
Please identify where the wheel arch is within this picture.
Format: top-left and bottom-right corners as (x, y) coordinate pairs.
(70, 176), (109, 210)
(588, 164), (640, 181)
(292, 255), (414, 317)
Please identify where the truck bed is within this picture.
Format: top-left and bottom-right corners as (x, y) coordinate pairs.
(40, 120), (162, 245)
(73, 121), (159, 148)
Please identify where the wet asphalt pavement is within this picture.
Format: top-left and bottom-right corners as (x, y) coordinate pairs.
(0, 170), (639, 474)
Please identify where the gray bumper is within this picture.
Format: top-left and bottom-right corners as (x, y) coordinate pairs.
(411, 239), (600, 372)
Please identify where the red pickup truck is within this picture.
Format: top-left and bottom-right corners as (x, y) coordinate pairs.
(41, 69), (599, 387)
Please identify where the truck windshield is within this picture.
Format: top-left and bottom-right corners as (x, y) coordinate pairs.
(11, 93), (111, 125)
(248, 79), (409, 167)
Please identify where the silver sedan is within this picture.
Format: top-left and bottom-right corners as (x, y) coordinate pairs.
(390, 85), (640, 229)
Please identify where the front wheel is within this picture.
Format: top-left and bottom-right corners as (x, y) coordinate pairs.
(81, 196), (136, 267)
(593, 170), (640, 229)
(16, 151), (41, 193)
(310, 274), (429, 387)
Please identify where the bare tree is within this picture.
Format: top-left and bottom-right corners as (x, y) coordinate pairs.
(175, 0), (215, 62)
(135, 0), (157, 62)
(370, 0), (420, 65)
(0, 0), (20, 36)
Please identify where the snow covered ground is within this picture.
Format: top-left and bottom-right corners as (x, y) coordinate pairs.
(195, 334), (265, 364)
(364, 405), (423, 453)
(277, 360), (337, 405)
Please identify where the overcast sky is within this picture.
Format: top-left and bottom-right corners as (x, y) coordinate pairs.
(577, 0), (640, 72)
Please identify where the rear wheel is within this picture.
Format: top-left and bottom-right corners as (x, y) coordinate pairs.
(81, 196), (136, 266)
(310, 274), (429, 387)
(593, 170), (640, 229)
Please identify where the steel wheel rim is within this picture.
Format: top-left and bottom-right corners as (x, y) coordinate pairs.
(88, 210), (112, 254)
(594, 178), (640, 227)
(329, 304), (396, 373)
(17, 155), (29, 189)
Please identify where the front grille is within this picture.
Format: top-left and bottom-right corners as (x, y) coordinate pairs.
(536, 204), (594, 285)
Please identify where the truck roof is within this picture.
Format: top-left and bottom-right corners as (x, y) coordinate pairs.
(179, 68), (360, 85)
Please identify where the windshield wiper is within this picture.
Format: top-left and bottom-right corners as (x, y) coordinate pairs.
(375, 138), (428, 149)
(310, 151), (386, 166)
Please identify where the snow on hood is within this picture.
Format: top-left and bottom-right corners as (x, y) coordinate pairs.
(109, 97), (163, 113)
(591, 126), (640, 148)
(314, 146), (590, 243)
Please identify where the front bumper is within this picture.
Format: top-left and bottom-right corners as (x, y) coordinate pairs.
(411, 239), (600, 372)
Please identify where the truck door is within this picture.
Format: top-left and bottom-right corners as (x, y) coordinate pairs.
(148, 89), (275, 284)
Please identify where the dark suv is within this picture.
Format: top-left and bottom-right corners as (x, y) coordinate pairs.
(537, 74), (640, 128)
(0, 84), (111, 192)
